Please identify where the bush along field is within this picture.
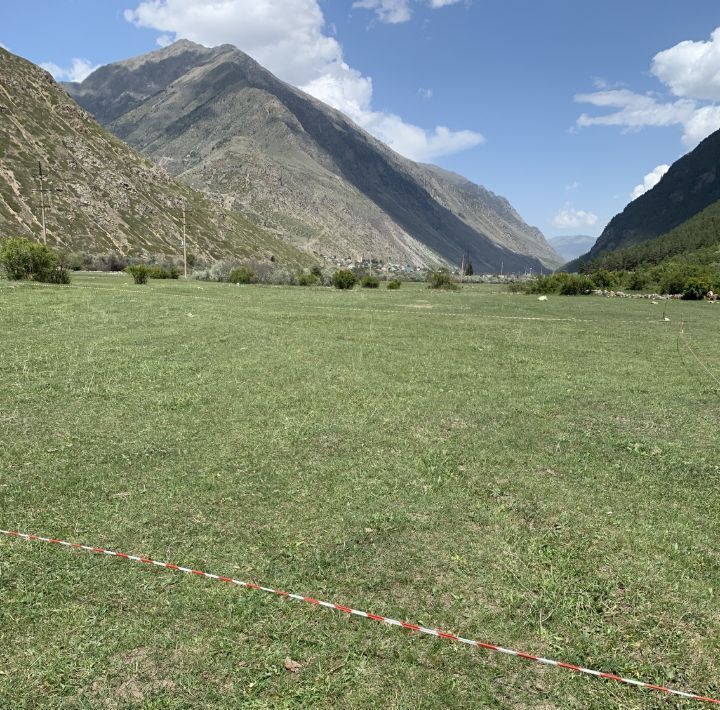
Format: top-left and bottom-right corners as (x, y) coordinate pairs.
(0, 273), (719, 708)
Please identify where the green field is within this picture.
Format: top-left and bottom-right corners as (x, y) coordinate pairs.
(1, 274), (718, 708)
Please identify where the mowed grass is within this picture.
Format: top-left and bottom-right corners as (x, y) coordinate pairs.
(1, 274), (718, 709)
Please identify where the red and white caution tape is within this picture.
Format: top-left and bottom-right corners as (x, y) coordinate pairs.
(2, 529), (718, 705)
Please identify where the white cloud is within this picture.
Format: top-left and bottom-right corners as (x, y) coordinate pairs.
(354, 0), (462, 24)
(418, 87), (433, 100)
(124, 0), (483, 162)
(652, 27), (720, 102)
(576, 27), (720, 150)
(156, 34), (173, 48)
(552, 206), (599, 230)
(353, 0), (411, 24)
(40, 58), (98, 83)
(565, 181), (580, 191)
(575, 89), (719, 149)
(630, 164), (670, 200)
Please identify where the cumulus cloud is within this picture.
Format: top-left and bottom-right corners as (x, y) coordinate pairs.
(576, 27), (720, 149)
(354, 0), (462, 24)
(418, 87), (433, 99)
(40, 58), (98, 83)
(552, 206), (599, 230)
(565, 181), (580, 191)
(630, 164), (670, 200)
(652, 27), (720, 102)
(124, 0), (483, 162)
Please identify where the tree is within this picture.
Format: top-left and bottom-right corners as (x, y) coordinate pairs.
(465, 259), (474, 276)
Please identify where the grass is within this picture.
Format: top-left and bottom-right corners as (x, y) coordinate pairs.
(1, 274), (719, 708)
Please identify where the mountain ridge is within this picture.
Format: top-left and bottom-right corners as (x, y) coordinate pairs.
(66, 40), (562, 272)
(0, 46), (313, 267)
(569, 127), (720, 269)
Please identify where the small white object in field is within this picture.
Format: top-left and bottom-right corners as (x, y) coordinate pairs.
(537, 296), (548, 302)
(663, 317), (670, 322)
(187, 313), (194, 318)
(651, 301), (659, 305)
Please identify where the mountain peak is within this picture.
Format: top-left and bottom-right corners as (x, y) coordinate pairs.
(65, 42), (562, 271)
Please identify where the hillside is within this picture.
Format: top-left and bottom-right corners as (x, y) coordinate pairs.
(65, 40), (561, 273)
(581, 199), (720, 272)
(0, 47), (312, 266)
(570, 128), (720, 268)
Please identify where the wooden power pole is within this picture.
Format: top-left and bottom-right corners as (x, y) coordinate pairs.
(33, 162), (50, 244)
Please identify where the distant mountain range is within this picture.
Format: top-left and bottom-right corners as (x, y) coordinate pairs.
(0, 47), (312, 267)
(570, 127), (720, 269)
(65, 40), (562, 272)
(548, 235), (596, 263)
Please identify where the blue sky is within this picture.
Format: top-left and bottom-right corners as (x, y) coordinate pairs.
(2, 1), (720, 240)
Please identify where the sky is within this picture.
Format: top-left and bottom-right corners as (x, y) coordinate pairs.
(2, 1), (720, 241)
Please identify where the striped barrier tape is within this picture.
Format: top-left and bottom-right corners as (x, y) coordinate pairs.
(2, 529), (718, 705)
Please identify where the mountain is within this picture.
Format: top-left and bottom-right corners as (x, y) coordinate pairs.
(569, 128), (720, 268)
(548, 235), (597, 262)
(65, 40), (562, 273)
(0, 47), (312, 267)
(579, 200), (720, 273)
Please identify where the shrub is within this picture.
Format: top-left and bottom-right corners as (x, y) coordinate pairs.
(361, 274), (380, 288)
(62, 252), (85, 271)
(682, 277), (711, 300)
(126, 264), (149, 284)
(387, 279), (401, 290)
(507, 281), (530, 293)
(558, 274), (594, 295)
(298, 271), (319, 286)
(41, 266), (71, 285)
(332, 270), (358, 290)
(228, 266), (256, 284)
(427, 268), (458, 290)
(590, 269), (616, 289)
(147, 265), (180, 279)
(626, 269), (652, 291)
(0, 238), (59, 281)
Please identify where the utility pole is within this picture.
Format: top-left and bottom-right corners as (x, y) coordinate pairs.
(33, 162), (50, 244)
(170, 203), (193, 279)
(181, 205), (188, 279)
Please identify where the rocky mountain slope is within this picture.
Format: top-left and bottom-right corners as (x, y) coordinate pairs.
(570, 128), (720, 268)
(0, 47), (312, 266)
(66, 40), (561, 272)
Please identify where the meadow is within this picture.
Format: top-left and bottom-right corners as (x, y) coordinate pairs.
(0, 274), (718, 708)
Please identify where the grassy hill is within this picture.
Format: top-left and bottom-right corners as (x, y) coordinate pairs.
(0, 47), (313, 268)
